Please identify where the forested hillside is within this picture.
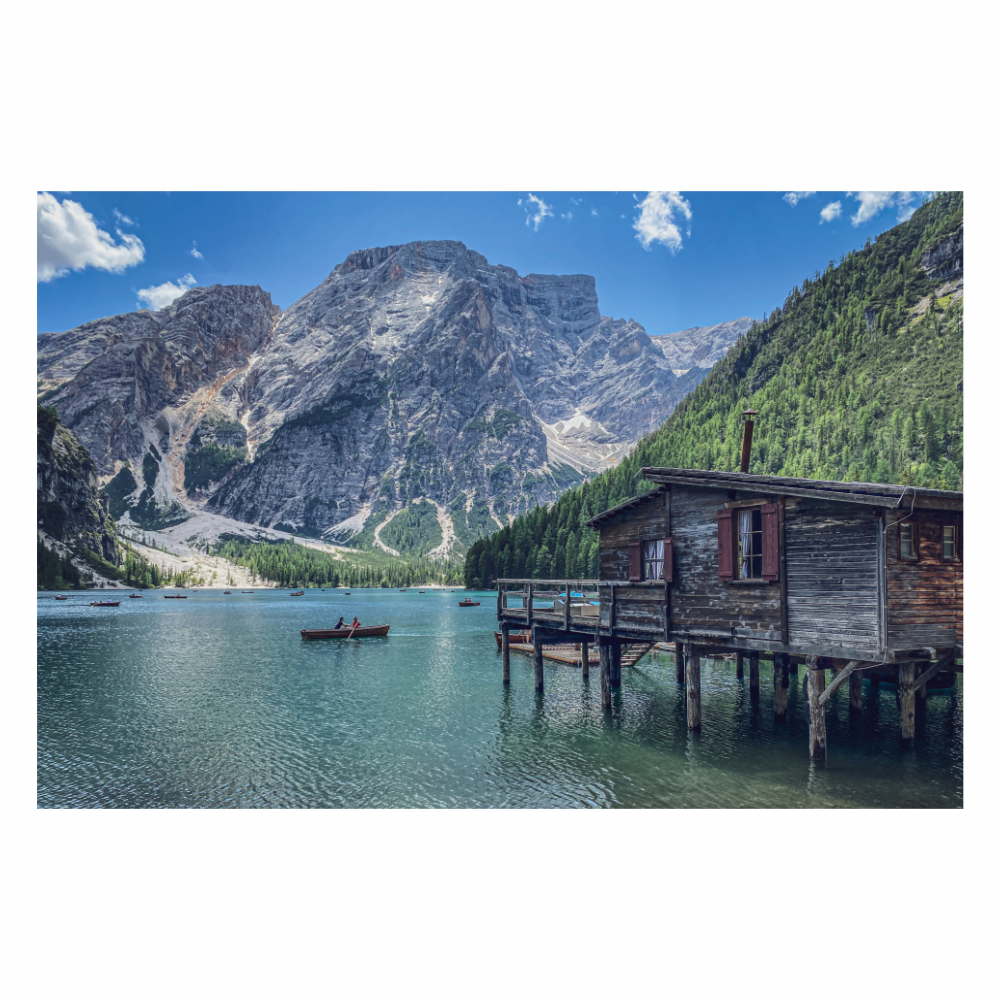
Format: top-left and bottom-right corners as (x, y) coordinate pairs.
(464, 192), (964, 589)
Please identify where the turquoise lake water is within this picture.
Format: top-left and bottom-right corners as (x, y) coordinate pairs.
(37, 588), (963, 808)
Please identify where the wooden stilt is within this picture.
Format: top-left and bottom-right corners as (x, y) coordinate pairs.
(773, 653), (789, 720)
(599, 640), (612, 712)
(898, 662), (915, 745)
(610, 643), (622, 688)
(581, 640), (590, 679)
(675, 642), (685, 683)
(534, 640), (544, 693)
(849, 670), (864, 714)
(736, 651), (744, 680)
(684, 642), (701, 730)
(501, 622), (511, 685)
(749, 652), (760, 701)
(806, 655), (827, 761)
(915, 659), (930, 709)
(788, 660), (798, 675)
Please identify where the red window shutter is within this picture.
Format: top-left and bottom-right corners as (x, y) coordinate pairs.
(761, 502), (779, 580)
(717, 509), (735, 580)
(663, 537), (674, 582)
(629, 540), (642, 581)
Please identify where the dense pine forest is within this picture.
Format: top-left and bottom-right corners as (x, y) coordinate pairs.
(464, 192), (963, 589)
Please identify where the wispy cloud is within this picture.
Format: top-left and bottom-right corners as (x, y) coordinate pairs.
(113, 208), (138, 227)
(37, 192), (145, 282)
(632, 191), (693, 253)
(561, 210), (574, 221)
(895, 191), (933, 222)
(591, 207), (599, 217)
(137, 273), (197, 311)
(783, 191), (816, 206)
(517, 193), (554, 231)
(189, 241), (203, 259)
(819, 201), (842, 224)
(847, 191), (895, 226)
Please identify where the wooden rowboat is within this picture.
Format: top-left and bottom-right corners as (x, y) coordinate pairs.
(90, 600), (120, 607)
(459, 599), (480, 607)
(129, 593), (143, 598)
(164, 594), (188, 599)
(290, 590), (305, 596)
(494, 630), (530, 649)
(54, 595), (68, 600)
(300, 624), (391, 640)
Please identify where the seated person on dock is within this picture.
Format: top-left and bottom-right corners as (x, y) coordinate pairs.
(351, 616), (361, 629)
(334, 617), (346, 629)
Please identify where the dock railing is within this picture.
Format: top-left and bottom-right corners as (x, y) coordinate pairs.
(497, 579), (601, 631)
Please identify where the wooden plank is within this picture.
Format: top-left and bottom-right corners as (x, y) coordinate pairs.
(913, 651), (956, 691)
(817, 661), (861, 707)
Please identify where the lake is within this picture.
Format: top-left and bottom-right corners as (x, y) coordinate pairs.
(37, 588), (963, 808)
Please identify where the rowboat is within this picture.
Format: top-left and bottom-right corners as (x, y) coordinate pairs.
(223, 590), (232, 594)
(129, 593), (143, 598)
(54, 595), (68, 601)
(459, 599), (480, 607)
(495, 630), (530, 649)
(242, 590), (254, 594)
(290, 590), (305, 596)
(164, 594), (188, 599)
(90, 600), (120, 607)
(300, 624), (391, 640)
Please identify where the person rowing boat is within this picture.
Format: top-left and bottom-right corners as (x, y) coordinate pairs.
(351, 616), (361, 629)
(333, 617), (346, 629)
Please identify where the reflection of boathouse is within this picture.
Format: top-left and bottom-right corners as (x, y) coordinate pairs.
(496, 468), (963, 760)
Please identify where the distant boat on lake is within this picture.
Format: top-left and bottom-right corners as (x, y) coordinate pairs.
(300, 624), (391, 640)
(459, 598), (480, 607)
(290, 590), (305, 596)
(164, 594), (188, 599)
(129, 593), (143, 598)
(90, 600), (120, 607)
(54, 595), (68, 601)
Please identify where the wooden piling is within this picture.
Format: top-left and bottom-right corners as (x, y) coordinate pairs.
(788, 660), (798, 676)
(501, 621), (511, 685)
(610, 643), (622, 688)
(684, 642), (701, 730)
(806, 655), (827, 761)
(581, 640), (590, 679)
(533, 640), (544, 693)
(736, 651), (744, 680)
(675, 642), (685, 683)
(849, 669), (864, 714)
(915, 659), (930, 710)
(749, 652), (760, 701)
(898, 662), (916, 745)
(773, 653), (790, 720)
(599, 640), (612, 712)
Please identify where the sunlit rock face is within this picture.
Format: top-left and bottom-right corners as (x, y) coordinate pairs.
(38, 241), (747, 539)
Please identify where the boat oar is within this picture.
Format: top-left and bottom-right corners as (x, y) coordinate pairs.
(347, 623), (359, 639)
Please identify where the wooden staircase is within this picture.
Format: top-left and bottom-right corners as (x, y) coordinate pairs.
(621, 642), (655, 668)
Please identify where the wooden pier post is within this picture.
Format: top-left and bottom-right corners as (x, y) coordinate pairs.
(849, 670), (864, 714)
(773, 653), (790, 720)
(915, 659), (930, 711)
(610, 642), (622, 688)
(736, 651), (744, 680)
(501, 621), (511, 685)
(675, 642), (685, 683)
(684, 642), (701, 730)
(806, 655), (827, 761)
(581, 640), (590, 679)
(533, 640), (544, 693)
(898, 662), (916, 745)
(788, 660), (798, 676)
(749, 652), (760, 701)
(599, 640), (612, 712)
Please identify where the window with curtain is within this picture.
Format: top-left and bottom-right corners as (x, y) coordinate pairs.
(642, 539), (664, 580)
(738, 508), (764, 579)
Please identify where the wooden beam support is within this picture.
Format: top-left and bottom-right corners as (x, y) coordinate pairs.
(599, 640), (612, 712)
(914, 651), (956, 692)
(533, 639), (544, 693)
(806, 655), (827, 761)
(736, 651), (744, 680)
(817, 661), (861, 708)
(501, 621), (511, 685)
(898, 662), (916, 745)
(675, 642), (685, 683)
(773, 653), (790, 720)
(581, 640), (590, 679)
(610, 642), (622, 688)
(749, 651), (760, 701)
(684, 642), (701, 730)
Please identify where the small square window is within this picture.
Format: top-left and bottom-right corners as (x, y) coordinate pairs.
(943, 525), (956, 561)
(900, 522), (916, 559)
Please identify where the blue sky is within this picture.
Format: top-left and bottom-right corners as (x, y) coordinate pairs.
(37, 190), (932, 336)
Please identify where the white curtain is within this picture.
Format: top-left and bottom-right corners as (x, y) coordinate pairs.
(738, 509), (752, 579)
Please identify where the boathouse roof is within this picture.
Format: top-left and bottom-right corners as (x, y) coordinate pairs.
(585, 470), (962, 528)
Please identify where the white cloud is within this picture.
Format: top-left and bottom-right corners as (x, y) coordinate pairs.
(591, 207), (599, 217)
(896, 191), (932, 222)
(819, 201), (842, 224)
(521, 193), (553, 231)
(561, 211), (574, 221)
(783, 191), (816, 206)
(632, 191), (693, 252)
(137, 273), (197, 310)
(846, 191), (895, 226)
(37, 192), (146, 282)
(189, 241), (203, 259)
(113, 208), (138, 227)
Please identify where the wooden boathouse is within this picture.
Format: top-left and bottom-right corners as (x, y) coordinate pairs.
(496, 468), (963, 760)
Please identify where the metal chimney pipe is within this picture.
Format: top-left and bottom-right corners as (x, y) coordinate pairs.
(740, 409), (758, 473)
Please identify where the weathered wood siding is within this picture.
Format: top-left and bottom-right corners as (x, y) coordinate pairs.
(597, 496), (667, 580)
(668, 486), (783, 640)
(885, 511), (963, 650)
(784, 498), (881, 655)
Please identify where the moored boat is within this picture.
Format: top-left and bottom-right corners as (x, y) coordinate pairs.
(89, 600), (120, 607)
(494, 630), (530, 649)
(300, 623), (391, 640)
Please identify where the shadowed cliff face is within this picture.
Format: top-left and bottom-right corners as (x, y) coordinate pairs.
(37, 241), (742, 540)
